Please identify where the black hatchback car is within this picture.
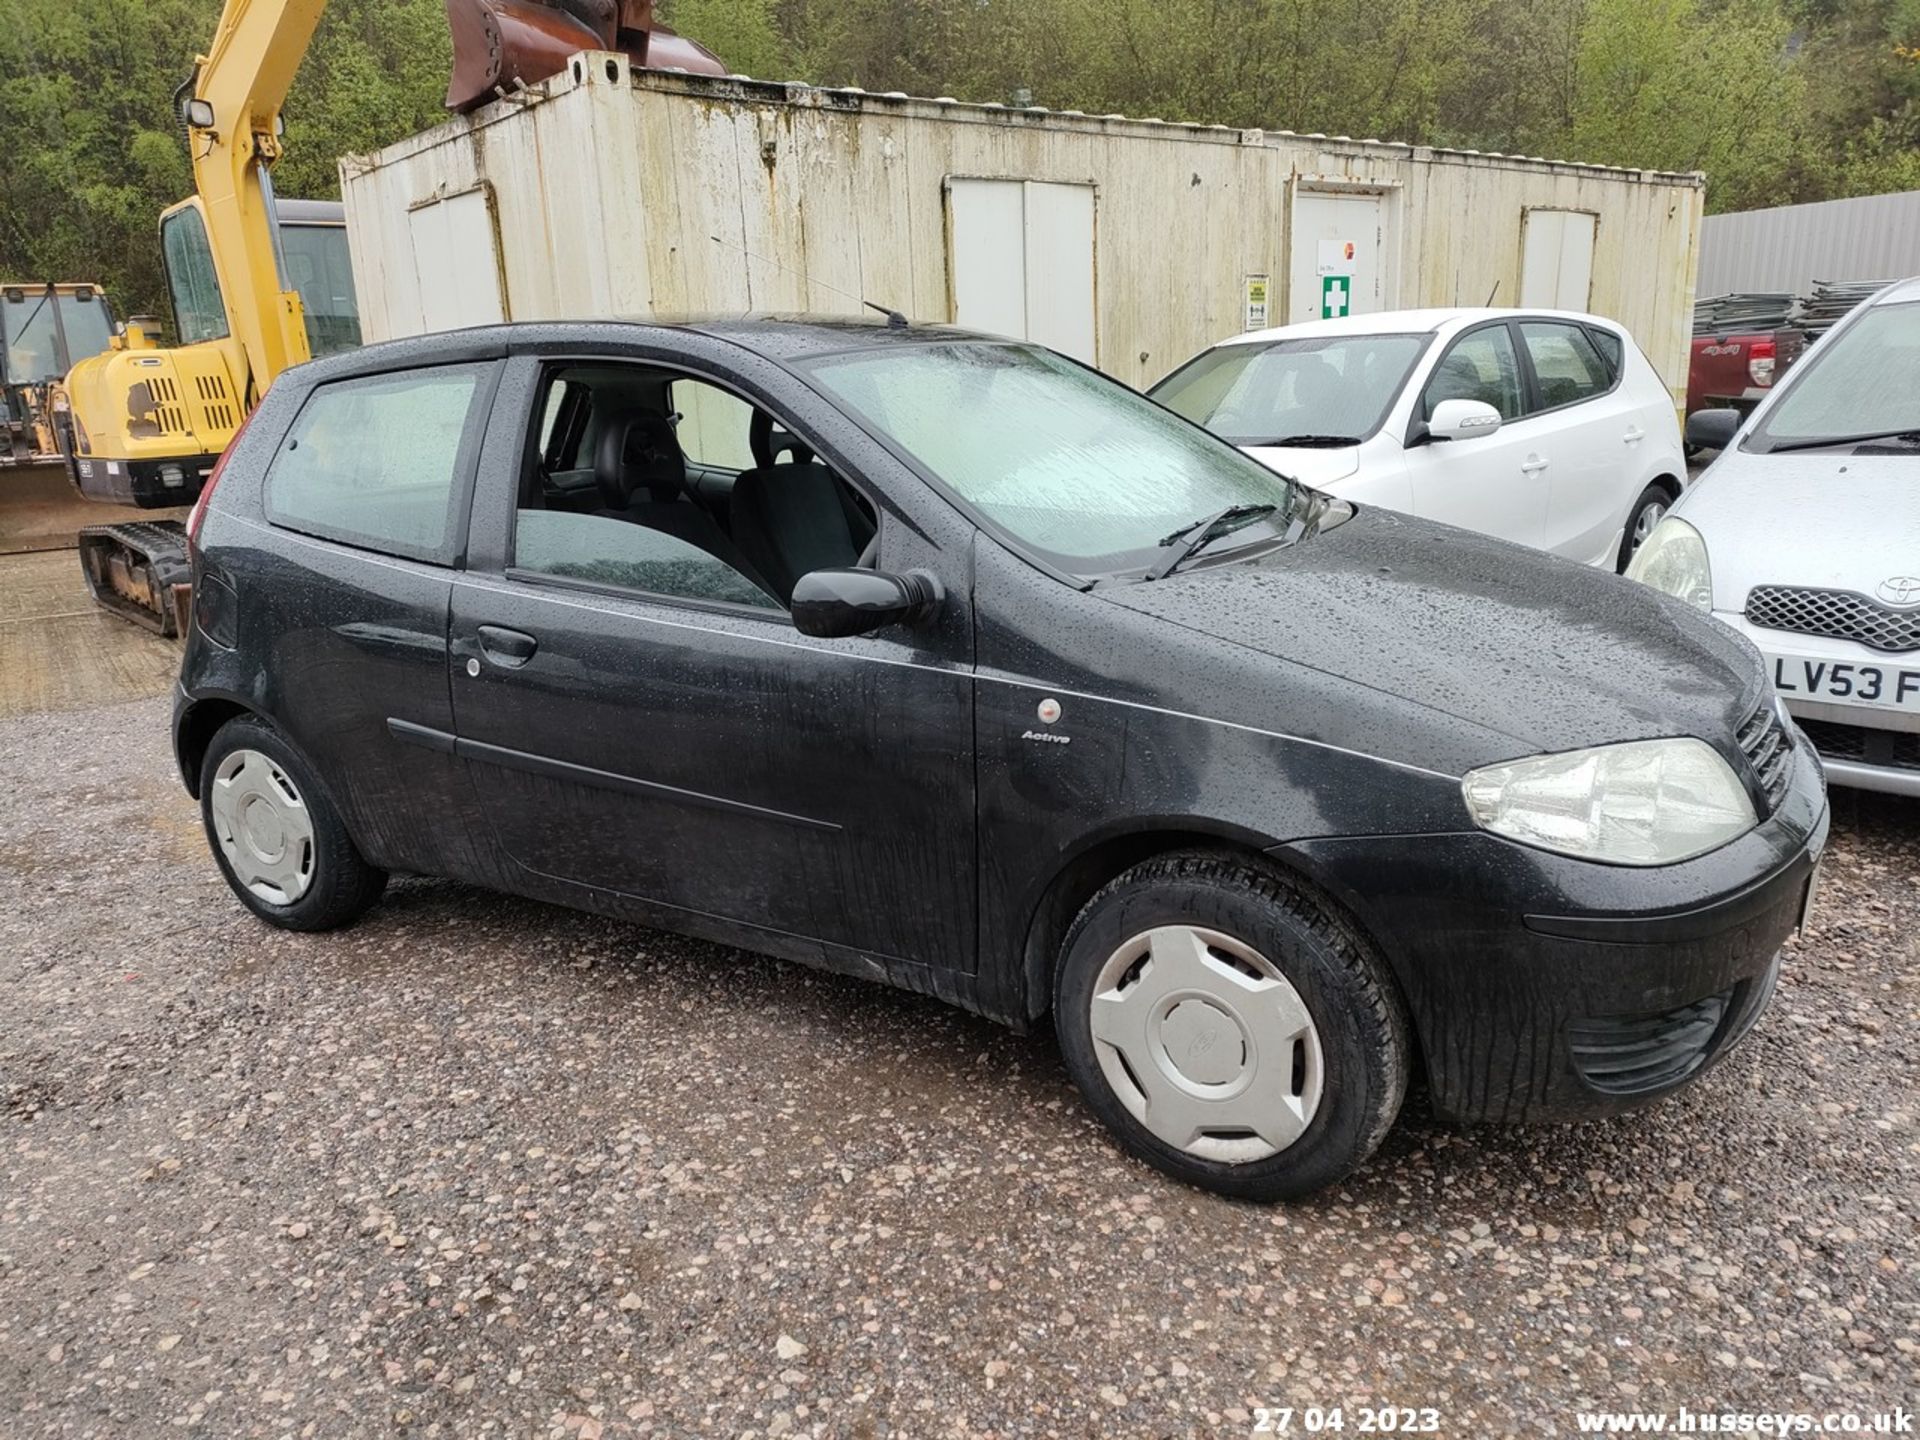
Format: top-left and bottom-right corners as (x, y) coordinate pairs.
(175, 319), (1828, 1200)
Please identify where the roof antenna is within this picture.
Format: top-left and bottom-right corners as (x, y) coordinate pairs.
(1485, 281), (1500, 306)
(709, 234), (909, 327)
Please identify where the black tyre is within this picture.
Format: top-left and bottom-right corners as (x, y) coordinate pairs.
(1617, 483), (1675, 571)
(198, 715), (387, 931)
(1053, 852), (1409, 1201)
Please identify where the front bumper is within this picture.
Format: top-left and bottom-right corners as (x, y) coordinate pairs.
(1715, 609), (1920, 798)
(1285, 729), (1829, 1125)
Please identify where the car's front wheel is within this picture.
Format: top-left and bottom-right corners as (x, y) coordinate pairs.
(199, 715), (388, 932)
(1617, 484), (1674, 571)
(1053, 853), (1409, 1201)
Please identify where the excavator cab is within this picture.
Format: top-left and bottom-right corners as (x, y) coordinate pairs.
(0, 283), (115, 465)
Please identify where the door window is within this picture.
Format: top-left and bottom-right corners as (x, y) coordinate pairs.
(1421, 326), (1524, 420)
(1519, 322), (1612, 410)
(265, 364), (487, 562)
(161, 206), (228, 346)
(513, 364), (876, 613)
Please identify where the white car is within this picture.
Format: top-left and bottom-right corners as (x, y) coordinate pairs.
(1151, 308), (1688, 569)
(1630, 276), (1920, 797)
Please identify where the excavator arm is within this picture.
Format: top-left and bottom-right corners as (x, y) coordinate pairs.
(56, 0), (723, 636)
(178, 0), (328, 402)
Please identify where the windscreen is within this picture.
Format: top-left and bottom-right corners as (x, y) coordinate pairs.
(1750, 299), (1919, 449)
(1151, 333), (1429, 446)
(805, 341), (1304, 575)
(55, 291), (113, 366)
(1, 290), (61, 383)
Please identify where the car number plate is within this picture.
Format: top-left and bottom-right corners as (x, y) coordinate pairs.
(1769, 654), (1920, 714)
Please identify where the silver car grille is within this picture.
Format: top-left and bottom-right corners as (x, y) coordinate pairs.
(1745, 585), (1920, 654)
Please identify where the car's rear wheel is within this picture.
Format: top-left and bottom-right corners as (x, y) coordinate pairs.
(1618, 484), (1673, 571)
(199, 715), (387, 931)
(1053, 852), (1409, 1201)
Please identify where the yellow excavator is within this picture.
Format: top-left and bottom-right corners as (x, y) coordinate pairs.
(59, 0), (722, 634)
(2, 283), (118, 469)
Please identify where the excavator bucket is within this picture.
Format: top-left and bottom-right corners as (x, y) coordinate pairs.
(444, 0), (726, 113)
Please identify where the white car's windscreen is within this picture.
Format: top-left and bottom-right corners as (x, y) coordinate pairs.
(1150, 334), (1429, 447)
(1750, 299), (1920, 450)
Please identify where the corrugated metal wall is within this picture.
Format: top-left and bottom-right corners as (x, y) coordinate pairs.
(340, 61), (1704, 400)
(1699, 191), (1920, 296)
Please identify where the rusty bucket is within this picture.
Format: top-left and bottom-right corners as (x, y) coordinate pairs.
(444, 0), (727, 112)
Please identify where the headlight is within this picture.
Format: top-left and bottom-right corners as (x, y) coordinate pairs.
(1462, 738), (1757, 866)
(1625, 516), (1712, 610)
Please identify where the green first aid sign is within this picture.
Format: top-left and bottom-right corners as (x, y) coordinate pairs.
(1320, 274), (1351, 318)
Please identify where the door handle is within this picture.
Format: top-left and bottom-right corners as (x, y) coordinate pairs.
(476, 624), (539, 667)
(1519, 456), (1549, 475)
(1623, 425), (1645, 444)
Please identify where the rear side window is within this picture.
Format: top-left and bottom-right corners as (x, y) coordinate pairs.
(1519, 322), (1613, 410)
(265, 364), (488, 564)
(1585, 326), (1624, 379)
(1422, 326), (1525, 420)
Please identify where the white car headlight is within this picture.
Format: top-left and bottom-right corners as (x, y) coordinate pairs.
(1624, 515), (1712, 610)
(1462, 738), (1757, 866)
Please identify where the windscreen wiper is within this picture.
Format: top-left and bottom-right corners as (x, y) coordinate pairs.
(1146, 503), (1280, 581)
(1243, 433), (1362, 448)
(1762, 427), (1920, 453)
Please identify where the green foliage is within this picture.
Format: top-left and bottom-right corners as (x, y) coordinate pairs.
(0, 0), (450, 321)
(0, 0), (1913, 325)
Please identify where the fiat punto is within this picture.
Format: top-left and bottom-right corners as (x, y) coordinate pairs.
(175, 319), (1826, 1200)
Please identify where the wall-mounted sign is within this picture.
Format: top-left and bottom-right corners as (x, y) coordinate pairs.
(1243, 274), (1271, 331)
(1321, 274), (1351, 318)
(1317, 238), (1357, 277)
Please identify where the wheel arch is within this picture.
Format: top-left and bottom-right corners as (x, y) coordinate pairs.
(174, 694), (256, 798)
(1016, 821), (1406, 1028)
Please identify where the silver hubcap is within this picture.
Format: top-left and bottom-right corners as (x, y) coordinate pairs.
(1090, 926), (1324, 1164)
(1631, 500), (1668, 550)
(209, 749), (316, 905)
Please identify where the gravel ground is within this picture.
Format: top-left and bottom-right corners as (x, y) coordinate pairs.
(2, 695), (1916, 1438)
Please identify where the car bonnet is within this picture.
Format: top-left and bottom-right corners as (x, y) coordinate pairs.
(1676, 451), (1920, 611)
(1098, 505), (1767, 763)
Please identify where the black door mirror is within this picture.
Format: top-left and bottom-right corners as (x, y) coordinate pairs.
(790, 568), (942, 639)
(1685, 406), (1741, 452)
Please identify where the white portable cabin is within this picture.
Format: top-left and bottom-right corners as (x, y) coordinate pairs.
(340, 57), (1705, 404)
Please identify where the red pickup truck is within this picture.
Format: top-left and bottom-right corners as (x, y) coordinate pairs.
(1685, 327), (1807, 432)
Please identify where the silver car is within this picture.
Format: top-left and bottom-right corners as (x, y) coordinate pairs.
(1629, 276), (1920, 796)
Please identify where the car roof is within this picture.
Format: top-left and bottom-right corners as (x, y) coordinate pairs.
(684, 314), (997, 359)
(281, 314), (1019, 386)
(1211, 306), (1623, 347)
(1869, 277), (1920, 306)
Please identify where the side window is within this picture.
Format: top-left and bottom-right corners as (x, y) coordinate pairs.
(1520, 322), (1612, 410)
(161, 207), (228, 346)
(1422, 326), (1524, 421)
(672, 379), (757, 471)
(513, 364), (877, 615)
(265, 364), (486, 562)
(1585, 326), (1624, 381)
